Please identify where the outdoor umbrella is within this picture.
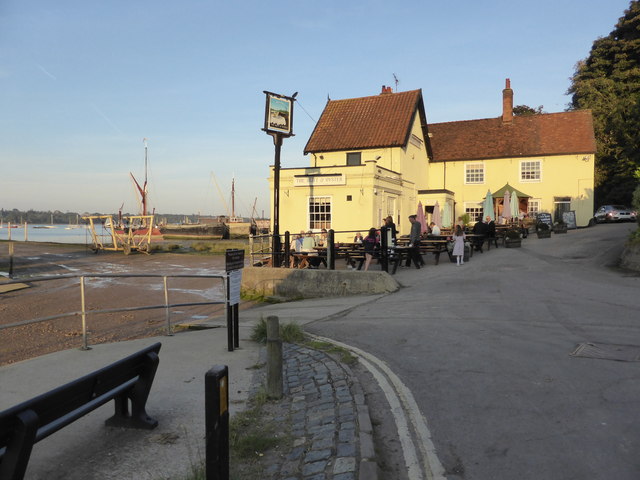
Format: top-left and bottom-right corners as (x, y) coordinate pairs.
(443, 202), (452, 227)
(502, 189), (512, 220)
(482, 190), (495, 221)
(510, 190), (520, 219)
(416, 202), (428, 234)
(432, 201), (442, 228)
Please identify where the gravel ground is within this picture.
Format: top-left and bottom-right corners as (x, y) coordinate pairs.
(0, 241), (248, 366)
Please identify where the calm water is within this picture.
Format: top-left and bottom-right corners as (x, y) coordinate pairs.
(0, 225), (95, 245)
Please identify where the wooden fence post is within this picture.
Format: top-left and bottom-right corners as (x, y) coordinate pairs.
(266, 316), (283, 399)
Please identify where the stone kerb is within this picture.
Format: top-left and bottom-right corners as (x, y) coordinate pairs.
(241, 266), (399, 300)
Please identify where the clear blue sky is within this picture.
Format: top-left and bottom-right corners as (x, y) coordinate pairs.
(0, 0), (632, 218)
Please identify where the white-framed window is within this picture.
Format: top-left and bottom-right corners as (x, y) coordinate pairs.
(465, 163), (484, 184)
(520, 160), (541, 182)
(464, 203), (483, 222)
(308, 196), (331, 230)
(387, 197), (396, 219)
(527, 199), (541, 216)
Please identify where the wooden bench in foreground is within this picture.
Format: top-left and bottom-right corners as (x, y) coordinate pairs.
(0, 342), (162, 480)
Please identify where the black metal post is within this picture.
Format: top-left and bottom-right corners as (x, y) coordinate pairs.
(226, 274), (233, 352)
(284, 231), (291, 268)
(272, 134), (282, 267)
(328, 230), (335, 270)
(233, 303), (239, 349)
(205, 365), (229, 480)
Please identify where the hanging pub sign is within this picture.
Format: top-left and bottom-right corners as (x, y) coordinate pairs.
(263, 91), (295, 137)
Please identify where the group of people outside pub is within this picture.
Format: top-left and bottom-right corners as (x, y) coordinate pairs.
(286, 212), (523, 271)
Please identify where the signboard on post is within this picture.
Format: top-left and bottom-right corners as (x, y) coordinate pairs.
(262, 90), (296, 268)
(225, 249), (245, 273)
(225, 249), (244, 351)
(228, 270), (242, 306)
(263, 92), (294, 137)
(536, 212), (553, 227)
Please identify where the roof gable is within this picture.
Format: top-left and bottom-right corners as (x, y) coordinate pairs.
(304, 89), (427, 154)
(428, 110), (596, 162)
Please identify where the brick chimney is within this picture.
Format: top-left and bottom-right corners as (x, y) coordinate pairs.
(380, 85), (393, 95)
(502, 78), (513, 124)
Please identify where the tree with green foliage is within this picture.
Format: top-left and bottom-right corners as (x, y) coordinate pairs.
(513, 105), (545, 116)
(567, 0), (640, 207)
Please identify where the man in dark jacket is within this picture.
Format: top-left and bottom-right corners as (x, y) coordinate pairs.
(408, 215), (424, 268)
(472, 219), (488, 252)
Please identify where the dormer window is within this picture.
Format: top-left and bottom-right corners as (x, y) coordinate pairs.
(346, 152), (362, 166)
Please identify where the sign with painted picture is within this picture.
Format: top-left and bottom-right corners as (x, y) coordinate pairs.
(263, 91), (294, 136)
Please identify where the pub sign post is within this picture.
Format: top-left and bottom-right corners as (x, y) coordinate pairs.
(262, 91), (296, 267)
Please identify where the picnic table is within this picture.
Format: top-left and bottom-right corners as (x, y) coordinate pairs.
(334, 243), (366, 270)
(391, 237), (449, 273)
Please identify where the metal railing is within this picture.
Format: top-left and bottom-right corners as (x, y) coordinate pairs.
(0, 273), (227, 350)
(248, 228), (392, 270)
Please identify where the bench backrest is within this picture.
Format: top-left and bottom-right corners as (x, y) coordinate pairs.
(0, 342), (161, 478)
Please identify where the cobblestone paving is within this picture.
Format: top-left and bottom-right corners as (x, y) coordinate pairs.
(259, 343), (377, 480)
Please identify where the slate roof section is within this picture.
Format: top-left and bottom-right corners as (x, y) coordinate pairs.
(428, 110), (596, 162)
(304, 89), (428, 155)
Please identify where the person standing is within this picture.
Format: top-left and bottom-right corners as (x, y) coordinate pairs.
(408, 215), (423, 269)
(472, 218), (488, 252)
(382, 216), (397, 244)
(452, 224), (466, 265)
(362, 227), (379, 271)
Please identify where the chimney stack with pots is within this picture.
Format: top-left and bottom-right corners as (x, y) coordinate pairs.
(380, 85), (393, 95)
(502, 78), (513, 124)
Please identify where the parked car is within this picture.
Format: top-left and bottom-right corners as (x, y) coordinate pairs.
(593, 205), (637, 223)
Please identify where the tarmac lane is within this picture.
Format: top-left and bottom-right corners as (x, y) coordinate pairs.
(304, 222), (640, 480)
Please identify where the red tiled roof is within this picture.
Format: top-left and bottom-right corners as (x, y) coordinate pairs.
(428, 110), (596, 162)
(304, 89), (426, 154)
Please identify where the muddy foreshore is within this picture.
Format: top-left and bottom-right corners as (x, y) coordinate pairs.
(0, 241), (254, 366)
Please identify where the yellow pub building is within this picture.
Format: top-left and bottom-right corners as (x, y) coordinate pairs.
(268, 80), (596, 241)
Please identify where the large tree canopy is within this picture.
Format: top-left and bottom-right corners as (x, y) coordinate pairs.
(567, 0), (640, 206)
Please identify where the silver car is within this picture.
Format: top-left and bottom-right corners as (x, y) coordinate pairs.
(593, 205), (637, 223)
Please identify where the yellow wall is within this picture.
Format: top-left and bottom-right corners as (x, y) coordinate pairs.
(427, 154), (595, 227)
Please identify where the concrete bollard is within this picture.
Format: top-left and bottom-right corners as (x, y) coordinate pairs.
(266, 316), (283, 399)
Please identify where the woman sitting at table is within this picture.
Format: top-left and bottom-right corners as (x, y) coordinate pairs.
(302, 230), (322, 268)
(289, 230), (305, 267)
(317, 228), (328, 247)
(362, 227), (379, 271)
(353, 232), (363, 243)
